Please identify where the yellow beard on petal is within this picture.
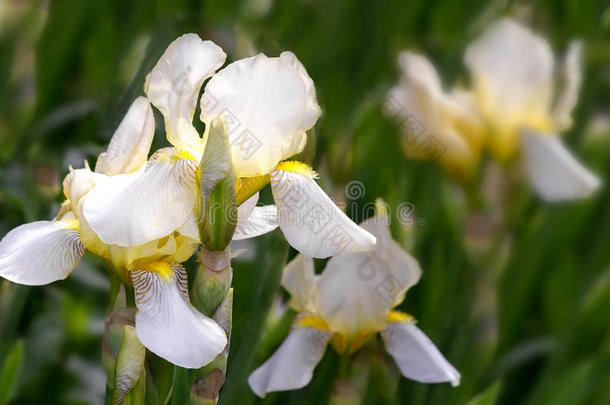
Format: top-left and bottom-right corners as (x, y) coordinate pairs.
(173, 147), (197, 162)
(295, 315), (330, 330)
(139, 261), (174, 280)
(387, 310), (415, 324)
(275, 160), (319, 179)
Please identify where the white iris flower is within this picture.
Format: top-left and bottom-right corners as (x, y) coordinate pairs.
(248, 213), (460, 397)
(82, 33), (376, 259)
(0, 96), (226, 369)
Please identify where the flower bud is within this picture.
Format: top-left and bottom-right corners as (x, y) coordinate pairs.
(199, 116), (237, 251)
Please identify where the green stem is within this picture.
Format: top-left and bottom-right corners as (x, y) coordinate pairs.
(109, 272), (122, 312)
(125, 286), (135, 308)
(219, 231), (288, 405)
(186, 246), (233, 404)
(338, 352), (351, 379)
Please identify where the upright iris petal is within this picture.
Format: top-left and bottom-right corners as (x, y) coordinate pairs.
(201, 52), (321, 177)
(145, 33), (226, 158)
(95, 96), (155, 176)
(464, 17), (555, 159)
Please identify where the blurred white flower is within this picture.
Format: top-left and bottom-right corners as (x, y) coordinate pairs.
(464, 18), (600, 201)
(248, 212), (460, 397)
(389, 18), (600, 202)
(386, 52), (486, 180)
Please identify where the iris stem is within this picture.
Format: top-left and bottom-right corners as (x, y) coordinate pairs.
(125, 286), (135, 308)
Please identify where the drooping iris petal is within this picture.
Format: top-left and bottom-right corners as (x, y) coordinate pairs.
(552, 41), (582, 131)
(270, 169), (376, 258)
(315, 251), (397, 336)
(95, 96), (155, 175)
(233, 193), (279, 240)
(145, 33), (226, 157)
(131, 263), (227, 368)
(281, 254), (319, 313)
(201, 52), (321, 177)
(464, 18), (554, 158)
(83, 149), (198, 246)
(359, 215), (421, 306)
(522, 129), (600, 202)
(248, 326), (331, 397)
(381, 320), (460, 386)
(0, 214), (85, 286)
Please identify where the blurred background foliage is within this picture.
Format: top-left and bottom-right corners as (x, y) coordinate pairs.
(0, 0), (609, 404)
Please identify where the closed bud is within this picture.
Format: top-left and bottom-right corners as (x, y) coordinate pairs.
(199, 116), (237, 251)
(112, 325), (146, 405)
(192, 246), (232, 316)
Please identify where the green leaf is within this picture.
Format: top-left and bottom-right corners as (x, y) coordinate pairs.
(171, 367), (192, 405)
(0, 340), (24, 405)
(466, 381), (501, 405)
(219, 231), (288, 405)
(147, 353), (175, 405)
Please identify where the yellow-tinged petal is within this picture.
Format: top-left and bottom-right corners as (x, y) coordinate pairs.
(464, 18), (555, 161)
(235, 174), (270, 205)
